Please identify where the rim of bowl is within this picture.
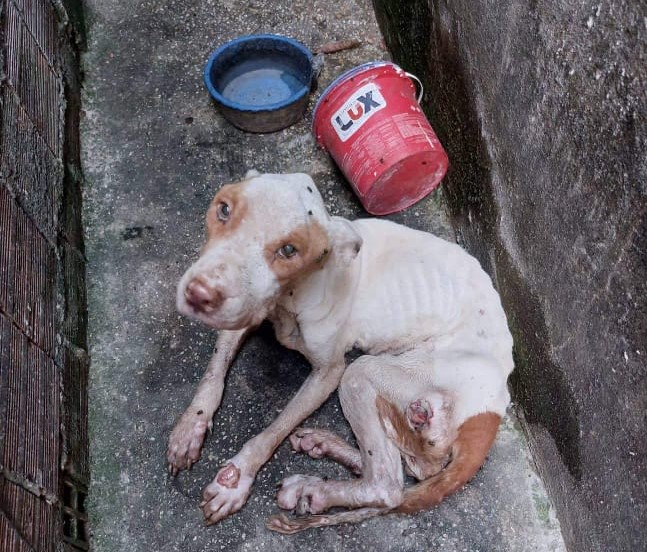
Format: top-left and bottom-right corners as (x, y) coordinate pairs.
(204, 34), (313, 113)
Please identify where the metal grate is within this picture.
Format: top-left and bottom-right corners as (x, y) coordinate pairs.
(0, 186), (16, 313)
(0, 87), (62, 241)
(60, 477), (89, 550)
(9, 201), (57, 354)
(13, 0), (59, 62)
(5, 0), (61, 156)
(1, 0), (88, 550)
(0, 476), (57, 552)
(1, 320), (60, 495)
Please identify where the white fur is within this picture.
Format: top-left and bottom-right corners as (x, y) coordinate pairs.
(169, 172), (514, 526)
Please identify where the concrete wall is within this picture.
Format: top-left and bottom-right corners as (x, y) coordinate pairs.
(372, 1), (645, 551)
(0, 0), (88, 550)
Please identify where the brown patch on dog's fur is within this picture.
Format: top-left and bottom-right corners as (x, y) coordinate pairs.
(204, 182), (249, 247)
(264, 221), (330, 286)
(376, 396), (453, 479)
(377, 396), (425, 457)
(396, 411), (501, 513)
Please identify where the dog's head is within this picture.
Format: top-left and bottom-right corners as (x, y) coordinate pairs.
(177, 172), (362, 329)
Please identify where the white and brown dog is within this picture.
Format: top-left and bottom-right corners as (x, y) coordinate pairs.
(167, 171), (514, 533)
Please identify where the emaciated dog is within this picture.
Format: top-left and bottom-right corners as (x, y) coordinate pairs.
(167, 171), (514, 533)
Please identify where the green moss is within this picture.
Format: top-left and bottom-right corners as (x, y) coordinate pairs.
(532, 482), (552, 526)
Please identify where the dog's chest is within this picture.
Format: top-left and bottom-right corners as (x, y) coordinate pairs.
(271, 306), (306, 352)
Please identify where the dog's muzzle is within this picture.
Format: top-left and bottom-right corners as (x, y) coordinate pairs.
(184, 277), (224, 313)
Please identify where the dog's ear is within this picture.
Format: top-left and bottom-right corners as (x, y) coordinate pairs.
(245, 169), (261, 179)
(328, 216), (362, 266)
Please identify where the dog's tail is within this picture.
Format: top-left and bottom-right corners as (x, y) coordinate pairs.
(266, 507), (387, 534)
(395, 411), (501, 513)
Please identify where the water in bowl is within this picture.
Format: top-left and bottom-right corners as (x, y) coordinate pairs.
(218, 55), (306, 107)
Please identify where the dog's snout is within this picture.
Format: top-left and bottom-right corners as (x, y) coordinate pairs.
(184, 277), (223, 312)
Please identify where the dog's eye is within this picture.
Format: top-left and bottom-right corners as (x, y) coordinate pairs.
(278, 244), (298, 258)
(216, 202), (231, 221)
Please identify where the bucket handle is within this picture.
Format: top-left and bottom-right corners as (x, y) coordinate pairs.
(405, 72), (424, 104)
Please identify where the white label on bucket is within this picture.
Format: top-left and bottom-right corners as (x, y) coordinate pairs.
(330, 83), (387, 142)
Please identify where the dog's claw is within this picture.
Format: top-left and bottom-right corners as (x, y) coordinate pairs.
(296, 495), (311, 516)
(205, 516), (219, 527)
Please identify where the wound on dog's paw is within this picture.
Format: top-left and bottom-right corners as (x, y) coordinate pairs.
(216, 463), (241, 489)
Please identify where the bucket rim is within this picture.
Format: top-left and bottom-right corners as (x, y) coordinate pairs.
(203, 34), (314, 113)
(312, 61), (399, 131)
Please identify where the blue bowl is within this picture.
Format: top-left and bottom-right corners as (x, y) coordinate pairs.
(204, 34), (314, 133)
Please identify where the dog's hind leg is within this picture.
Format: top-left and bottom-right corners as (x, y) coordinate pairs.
(269, 355), (418, 532)
(289, 427), (363, 475)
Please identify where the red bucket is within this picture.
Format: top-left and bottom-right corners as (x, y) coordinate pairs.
(313, 62), (449, 215)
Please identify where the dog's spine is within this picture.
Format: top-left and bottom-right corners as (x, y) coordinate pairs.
(395, 412), (501, 513)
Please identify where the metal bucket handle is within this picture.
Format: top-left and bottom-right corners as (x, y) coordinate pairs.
(405, 72), (424, 104)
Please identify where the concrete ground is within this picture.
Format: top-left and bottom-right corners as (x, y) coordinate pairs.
(80, 0), (566, 550)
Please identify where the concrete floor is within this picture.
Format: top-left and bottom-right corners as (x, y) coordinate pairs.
(80, 0), (566, 550)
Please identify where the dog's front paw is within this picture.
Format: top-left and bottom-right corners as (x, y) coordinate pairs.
(167, 410), (211, 475)
(276, 474), (326, 514)
(201, 463), (253, 525)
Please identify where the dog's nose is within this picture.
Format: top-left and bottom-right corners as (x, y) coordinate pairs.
(184, 277), (223, 312)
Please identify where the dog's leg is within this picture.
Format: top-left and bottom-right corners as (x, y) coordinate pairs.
(201, 362), (346, 525)
(269, 356), (407, 533)
(167, 328), (251, 474)
(290, 427), (362, 474)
